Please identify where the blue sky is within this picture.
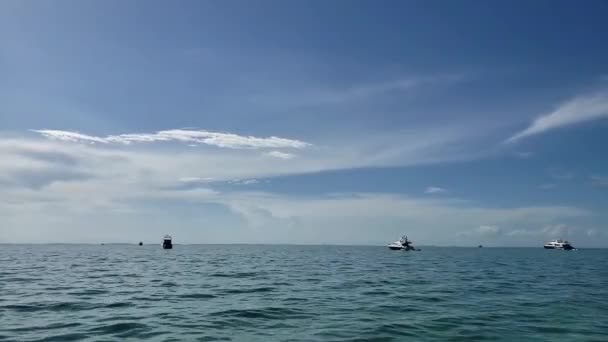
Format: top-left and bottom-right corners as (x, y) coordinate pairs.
(1, 0), (607, 246)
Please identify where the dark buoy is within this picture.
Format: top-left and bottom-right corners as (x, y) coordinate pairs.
(478, 245), (483, 248)
(139, 241), (143, 246)
(162, 235), (173, 249)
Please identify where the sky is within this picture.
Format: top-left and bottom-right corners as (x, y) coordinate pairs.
(1, 0), (608, 246)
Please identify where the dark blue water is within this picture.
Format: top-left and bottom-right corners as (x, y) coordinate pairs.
(1, 245), (607, 341)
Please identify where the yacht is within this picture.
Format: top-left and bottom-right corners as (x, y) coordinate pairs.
(543, 239), (575, 250)
(387, 235), (418, 251)
(162, 235), (173, 249)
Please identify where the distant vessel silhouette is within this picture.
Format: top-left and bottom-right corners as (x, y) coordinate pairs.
(162, 235), (173, 249)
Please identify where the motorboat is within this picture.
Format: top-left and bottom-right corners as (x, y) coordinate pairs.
(162, 235), (173, 249)
(387, 235), (418, 251)
(388, 240), (404, 250)
(543, 239), (575, 250)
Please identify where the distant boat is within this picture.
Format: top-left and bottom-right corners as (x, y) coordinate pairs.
(162, 235), (173, 249)
(478, 245), (483, 248)
(544, 239), (575, 250)
(387, 235), (419, 251)
(138, 242), (143, 246)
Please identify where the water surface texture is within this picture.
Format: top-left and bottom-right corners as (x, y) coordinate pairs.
(1, 245), (607, 341)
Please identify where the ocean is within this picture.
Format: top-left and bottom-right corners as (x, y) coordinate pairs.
(1, 245), (607, 341)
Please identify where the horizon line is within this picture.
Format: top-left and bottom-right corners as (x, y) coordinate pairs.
(0, 243), (604, 249)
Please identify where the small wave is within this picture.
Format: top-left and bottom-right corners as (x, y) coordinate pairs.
(281, 297), (308, 302)
(88, 322), (148, 335)
(209, 272), (259, 278)
(105, 302), (132, 308)
(160, 281), (178, 287)
(3, 277), (43, 282)
(32, 333), (89, 341)
(361, 290), (393, 296)
(178, 293), (216, 299)
(97, 315), (147, 323)
(68, 289), (108, 296)
(219, 287), (275, 295)
(3, 302), (99, 312)
(209, 307), (311, 320)
(365, 322), (421, 337)
(197, 336), (232, 341)
(5, 322), (81, 332)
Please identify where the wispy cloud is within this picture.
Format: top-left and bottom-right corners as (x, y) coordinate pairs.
(32, 129), (312, 150)
(264, 151), (296, 159)
(249, 73), (466, 108)
(539, 183), (556, 190)
(179, 177), (215, 183)
(425, 186), (446, 194)
(477, 225), (501, 236)
(591, 175), (608, 187)
(506, 91), (608, 143)
(548, 168), (575, 180)
(230, 179), (260, 185)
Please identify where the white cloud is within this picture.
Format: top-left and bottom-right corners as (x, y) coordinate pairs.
(3, 124), (601, 245)
(0, 154), (595, 245)
(29, 130), (109, 144)
(264, 151), (295, 159)
(219, 193), (591, 245)
(506, 91), (608, 143)
(3, 124), (488, 195)
(32, 128), (312, 150)
(425, 186), (446, 194)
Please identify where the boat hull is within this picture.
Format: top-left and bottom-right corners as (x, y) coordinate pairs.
(544, 245), (574, 250)
(388, 246), (402, 250)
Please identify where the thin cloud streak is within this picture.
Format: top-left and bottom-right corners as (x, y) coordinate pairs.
(591, 176), (608, 187)
(31, 129), (312, 150)
(425, 186), (446, 194)
(264, 151), (296, 159)
(506, 91), (608, 143)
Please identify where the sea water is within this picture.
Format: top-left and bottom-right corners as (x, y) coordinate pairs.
(1, 245), (607, 341)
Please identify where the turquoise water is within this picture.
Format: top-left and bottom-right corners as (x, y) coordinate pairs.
(1, 245), (607, 341)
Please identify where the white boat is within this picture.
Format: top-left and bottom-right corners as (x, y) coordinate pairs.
(162, 235), (173, 249)
(387, 235), (418, 251)
(387, 241), (404, 250)
(543, 239), (575, 250)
